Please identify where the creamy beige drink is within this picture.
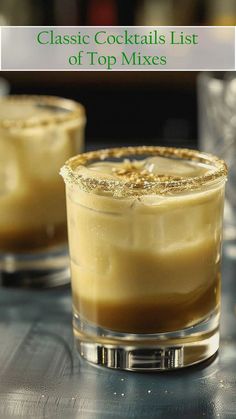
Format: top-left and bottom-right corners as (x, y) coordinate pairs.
(61, 146), (227, 370)
(62, 147), (226, 334)
(0, 96), (86, 253)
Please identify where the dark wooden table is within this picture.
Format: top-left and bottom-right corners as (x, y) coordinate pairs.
(0, 247), (235, 418)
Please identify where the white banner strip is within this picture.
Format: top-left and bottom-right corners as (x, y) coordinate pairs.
(1, 26), (235, 71)
(235, 26), (236, 71)
(0, 27), (2, 71)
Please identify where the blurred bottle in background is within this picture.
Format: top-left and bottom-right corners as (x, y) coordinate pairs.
(79, 0), (137, 25)
(81, 0), (118, 25)
(0, 0), (44, 25)
(206, 0), (236, 25)
(136, 0), (174, 25)
(135, 0), (203, 25)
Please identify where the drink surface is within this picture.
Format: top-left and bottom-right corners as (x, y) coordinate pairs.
(0, 97), (85, 253)
(66, 155), (224, 333)
(0, 100), (65, 121)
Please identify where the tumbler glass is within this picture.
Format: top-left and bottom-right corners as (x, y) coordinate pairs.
(61, 146), (227, 371)
(198, 72), (236, 254)
(0, 95), (86, 287)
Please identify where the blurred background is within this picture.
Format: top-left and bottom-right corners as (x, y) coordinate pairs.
(0, 0), (236, 26)
(1, 71), (198, 150)
(1, 0), (235, 150)
(0, 4), (236, 282)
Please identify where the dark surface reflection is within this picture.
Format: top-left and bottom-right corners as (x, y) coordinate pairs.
(0, 250), (235, 418)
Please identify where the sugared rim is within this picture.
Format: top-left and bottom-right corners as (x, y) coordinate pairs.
(0, 95), (86, 129)
(60, 146), (227, 197)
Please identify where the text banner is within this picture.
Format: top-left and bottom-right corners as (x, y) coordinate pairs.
(1, 26), (235, 71)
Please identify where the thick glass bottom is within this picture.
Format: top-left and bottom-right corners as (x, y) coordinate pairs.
(0, 246), (70, 288)
(73, 309), (220, 371)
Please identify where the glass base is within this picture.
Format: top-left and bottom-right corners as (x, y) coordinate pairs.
(0, 246), (70, 288)
(73, 310), (219, 371)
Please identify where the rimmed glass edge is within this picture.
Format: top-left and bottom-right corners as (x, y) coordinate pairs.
(0, 95), (86, 129)
(60, 146), (227, 197)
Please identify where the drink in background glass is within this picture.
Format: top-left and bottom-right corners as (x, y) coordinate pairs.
(198, 72), (236, 257)
(0, 95), (86, 286)
(61, 146), (227, 371)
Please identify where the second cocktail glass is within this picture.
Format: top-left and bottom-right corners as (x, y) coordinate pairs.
(0, 95), (86, 286)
